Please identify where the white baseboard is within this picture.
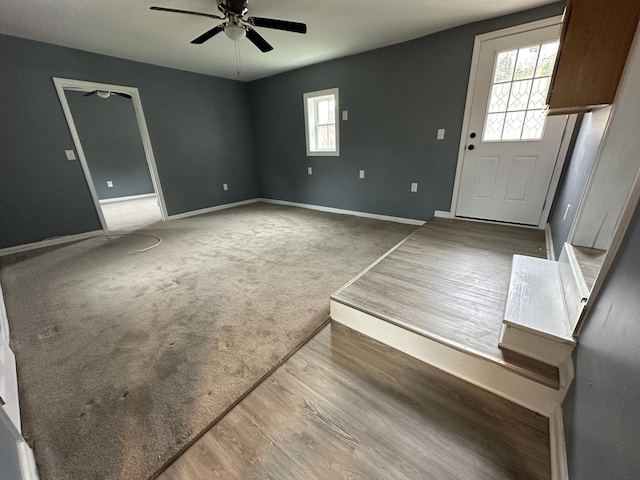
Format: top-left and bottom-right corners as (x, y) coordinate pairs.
(99, 193), (156, 204)
(260, 198), (426, 226)
(18, 441), (40, 480)
(550, 407), (569, 480)
(168, 198), (260, 220)
(434, 210), (451, 218)
(546, 223), (556, 260)
(0, 230), (103, 257)
(330, 300), (565, 417)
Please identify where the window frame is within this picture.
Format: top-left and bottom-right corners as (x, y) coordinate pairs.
(303, 88), (340, 156)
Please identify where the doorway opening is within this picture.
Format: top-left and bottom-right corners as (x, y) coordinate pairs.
(53, 78), (168, 232)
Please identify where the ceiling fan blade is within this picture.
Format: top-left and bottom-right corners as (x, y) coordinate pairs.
(245, 27), (273, 52)
(191, 25), (225, 44)
(83, 91), (97, 97)
(247, 17), (307, 34)
(150, 6), (223, 20)
(113, 92), (132, 99)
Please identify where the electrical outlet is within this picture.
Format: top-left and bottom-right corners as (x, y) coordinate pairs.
(437, 129), (445, 140)
(65, 150), (76, 160)
(223, 183), (228, 191)
(107, 181), (113, 188)
(411, 183), (418, 192)
(342, 111), (348, 121)
(308, 167), (312, 175)
(359, 170), (365, 179)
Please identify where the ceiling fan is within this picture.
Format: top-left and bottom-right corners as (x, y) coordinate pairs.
(150, 0), (307, 52)
(83, 90), (132, 99)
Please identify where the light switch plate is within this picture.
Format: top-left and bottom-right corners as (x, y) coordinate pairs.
(342, 111), (348, 121)
(411, 183), (418, 192)
(223, 183), (228, 191)
(308, 167), (312, 175)
(107, 181), (113, 188)
(437, 129), (445, 140)
(65, 150), (76, 160)
(359, 170), (365, 179)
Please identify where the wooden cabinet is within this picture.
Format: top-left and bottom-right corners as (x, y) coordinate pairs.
(546, 0), (640, 115)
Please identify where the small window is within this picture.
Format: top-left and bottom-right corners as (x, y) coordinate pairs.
(303, 88), (339, 156)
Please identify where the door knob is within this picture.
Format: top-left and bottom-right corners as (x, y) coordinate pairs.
(470, 132), (476, 138)
(468, 144), (475, 150)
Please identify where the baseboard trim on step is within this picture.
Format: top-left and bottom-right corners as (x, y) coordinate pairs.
(550, 407), (569, 480)
(434, 210), (451, 218)
(330, 300), (565, 417)
(260, 198), (426, 226)
(98, 193), (156, 204)
(18, 441), (40, 480)
(0, 230), (103, 257)
(168, 198), (260, 220)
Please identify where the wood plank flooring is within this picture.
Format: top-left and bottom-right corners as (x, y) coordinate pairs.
(157, 322), (551, 480)
(332, 218), (559, 388)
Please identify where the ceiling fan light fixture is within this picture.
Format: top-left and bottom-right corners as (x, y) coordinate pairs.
(224, 23), (246, 42)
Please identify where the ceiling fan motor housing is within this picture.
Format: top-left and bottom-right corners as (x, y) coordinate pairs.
(219, 0), (249, 16)
(151, 0), (306, 53)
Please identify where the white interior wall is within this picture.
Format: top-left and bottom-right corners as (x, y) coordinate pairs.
(571, 25), (640, 250)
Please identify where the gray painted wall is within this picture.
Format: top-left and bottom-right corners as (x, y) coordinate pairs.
(549, 107), (611, 256)
(0, 34), (258, 249)
(0, 413), (22, 480)
(562, 197), (640, 479)
(249, 3), (565, 221)
(65, 91), (154, 200)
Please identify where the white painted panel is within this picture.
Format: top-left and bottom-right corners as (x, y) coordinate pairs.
(472, 156), (498, 199)
(571, 30), (640, 250)
(500, 324), (574, 367)
(0, 341), (21, 432)
(0, 281), (9, 344)
(504, 255), (574, 343)
(557, 244), (589, 334)
(506, 156), (536, 202)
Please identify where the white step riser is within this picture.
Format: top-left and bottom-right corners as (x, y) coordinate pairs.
(499, 323), (573, 369)
(332, 300), (568, 417)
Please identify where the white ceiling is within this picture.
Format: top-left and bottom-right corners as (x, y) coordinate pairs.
(0, 0), (557, 81)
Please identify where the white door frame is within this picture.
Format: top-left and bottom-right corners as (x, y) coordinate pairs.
(52, 77), (168, 232)
(449, 16), (576, 229)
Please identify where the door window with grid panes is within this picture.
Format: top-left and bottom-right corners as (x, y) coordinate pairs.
(483, 41), (559, 142)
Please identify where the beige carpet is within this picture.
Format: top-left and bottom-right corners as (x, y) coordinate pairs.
(0, 202), (416, 480)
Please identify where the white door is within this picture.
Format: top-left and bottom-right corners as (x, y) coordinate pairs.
(455, 24), (569, 225)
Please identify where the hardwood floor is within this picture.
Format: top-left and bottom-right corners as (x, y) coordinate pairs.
(157, 322), (551, 480)
(332, 217), (559, 388)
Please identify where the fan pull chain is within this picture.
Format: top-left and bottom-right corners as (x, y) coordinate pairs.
(234, 38), (242, 77)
